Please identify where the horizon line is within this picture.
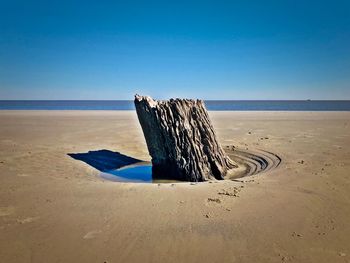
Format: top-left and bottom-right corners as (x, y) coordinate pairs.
(1, 99), (350, 101)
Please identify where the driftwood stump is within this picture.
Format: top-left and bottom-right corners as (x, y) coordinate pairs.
(134, 95), (237, 182)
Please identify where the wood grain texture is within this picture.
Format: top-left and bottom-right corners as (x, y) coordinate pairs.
(134, 95), (237, 181)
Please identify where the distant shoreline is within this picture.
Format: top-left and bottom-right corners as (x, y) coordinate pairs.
(1, 100), (350, 111)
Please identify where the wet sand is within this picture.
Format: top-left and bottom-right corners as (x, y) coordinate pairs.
(0, 110), (349, 262)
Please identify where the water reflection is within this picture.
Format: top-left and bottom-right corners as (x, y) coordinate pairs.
(100, 162), (182, 183)
(100, 162), (153, 182)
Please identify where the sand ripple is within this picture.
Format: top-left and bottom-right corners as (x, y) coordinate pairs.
(227, 148), (281, 178)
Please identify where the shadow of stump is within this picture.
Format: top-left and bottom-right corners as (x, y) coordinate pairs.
(68, 150), (142, 172)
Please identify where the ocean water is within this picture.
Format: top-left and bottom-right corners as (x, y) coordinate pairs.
(0, 100), (350, 111)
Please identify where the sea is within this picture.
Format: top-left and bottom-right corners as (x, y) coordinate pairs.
(0, 100), (350, 111)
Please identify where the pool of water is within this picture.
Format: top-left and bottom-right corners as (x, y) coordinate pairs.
(99, 148), (282, 183)
(100, 162), (181, 183)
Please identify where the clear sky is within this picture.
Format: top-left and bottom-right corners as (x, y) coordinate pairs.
(0, 0), (349, 100)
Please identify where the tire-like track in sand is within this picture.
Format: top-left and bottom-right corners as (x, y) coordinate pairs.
(226, 148), (282, 178)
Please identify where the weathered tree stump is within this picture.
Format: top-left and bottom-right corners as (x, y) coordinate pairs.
(134, 95), (237, 182)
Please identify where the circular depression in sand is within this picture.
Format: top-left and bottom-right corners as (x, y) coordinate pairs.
(100, 148), (281, 183)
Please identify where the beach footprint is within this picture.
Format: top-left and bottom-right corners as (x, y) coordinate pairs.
(0, 206), (15, 217)
(17, 173), (31, 177)
(16, 216), (40, 224)
(83, 230), (102, 239)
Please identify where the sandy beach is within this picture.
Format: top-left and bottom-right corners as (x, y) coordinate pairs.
(0, 110), (349, 263)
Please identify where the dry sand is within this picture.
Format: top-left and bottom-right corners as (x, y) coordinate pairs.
(0, 110), (349, 263)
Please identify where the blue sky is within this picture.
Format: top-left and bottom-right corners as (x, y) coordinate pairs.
(0, 0), (349, 100)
